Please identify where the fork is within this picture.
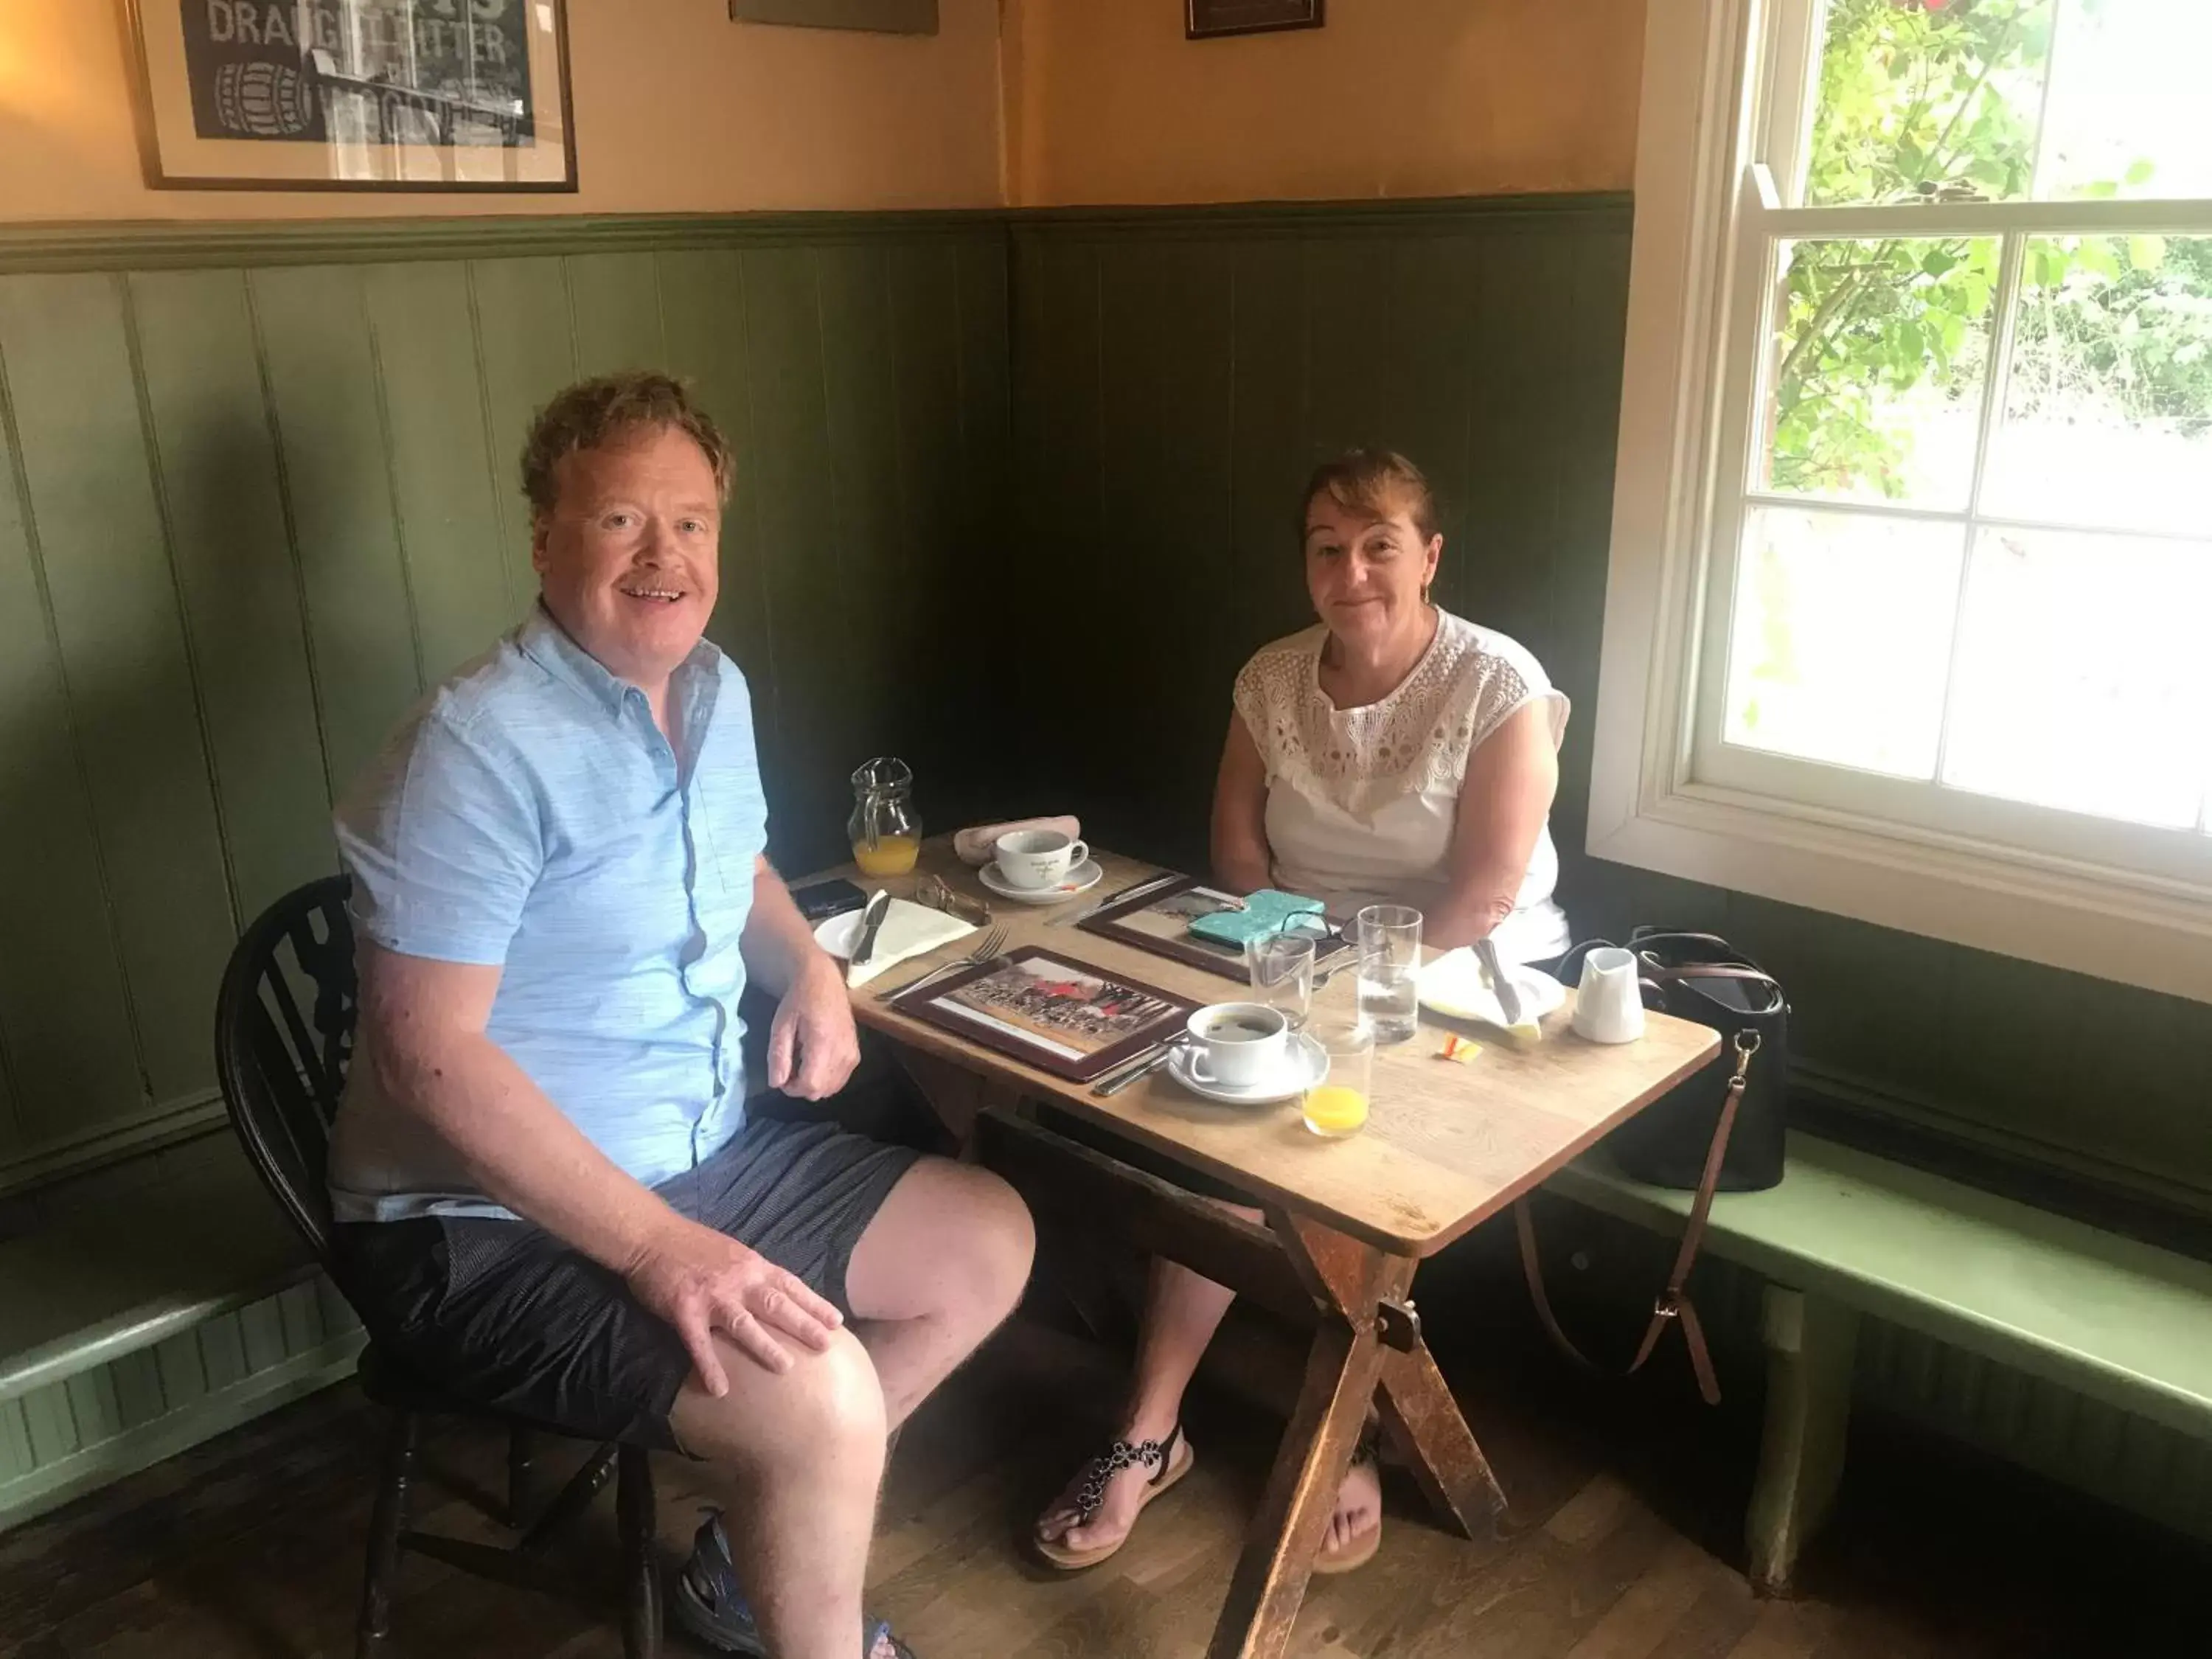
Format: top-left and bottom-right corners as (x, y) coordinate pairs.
(877, 924), (1008, 1001)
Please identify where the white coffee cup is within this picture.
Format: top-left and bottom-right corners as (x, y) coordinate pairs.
(994, 828), (1089, 890)
(1571, 947), (1648, 1044)
(1184, 1001), (1290, 1088)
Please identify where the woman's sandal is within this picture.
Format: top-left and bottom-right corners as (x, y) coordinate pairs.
(672, 1512), (920, 1658)
(1311, 1424), (1384, 1576)
(1032, 1424), (1195, 1571)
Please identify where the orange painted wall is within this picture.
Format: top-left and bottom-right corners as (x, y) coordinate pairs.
(1003, 0), (1644, 206)
(0, 1), (1005, 221)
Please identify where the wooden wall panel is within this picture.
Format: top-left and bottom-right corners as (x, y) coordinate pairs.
(1225, 240), (1313, 653)
(364, 263), (518, 681)
(251, 265), (423, 797)
(566, 252), (667, 380)
(0, 369), (142, 1165)
(663, 247), (779, 798)
(740, 246), (848, 865)
(469, 257), (578, 608)
(0, 276), (233, 1117)
(131, 270), (334, 921)
(815, 240), (908, 791)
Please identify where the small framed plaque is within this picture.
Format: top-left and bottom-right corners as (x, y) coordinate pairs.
(731, 0), (939, 33)
(1187, 1), (1324, 41)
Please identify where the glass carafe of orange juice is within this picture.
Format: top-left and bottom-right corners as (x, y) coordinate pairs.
(848, 756), (921, 877)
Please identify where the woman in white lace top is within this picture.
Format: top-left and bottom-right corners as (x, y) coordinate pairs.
(1218, 453), (1571, 960)
(1035, 451), (1571, 1578)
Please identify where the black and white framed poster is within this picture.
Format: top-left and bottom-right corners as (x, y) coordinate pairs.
(125, 0), (577, 191)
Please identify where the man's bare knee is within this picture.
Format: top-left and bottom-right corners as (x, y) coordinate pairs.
(959, 1166), (1037, 1321)
(849, 1159), (1035, 1328)
(672, 1326), (887, 1480)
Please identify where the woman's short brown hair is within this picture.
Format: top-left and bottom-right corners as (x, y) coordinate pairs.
(1299, 448), (1440, 544)
(521, 372), (734, 516)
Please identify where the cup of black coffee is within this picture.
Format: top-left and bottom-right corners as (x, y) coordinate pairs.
(1185, 1001), (1290, 1088)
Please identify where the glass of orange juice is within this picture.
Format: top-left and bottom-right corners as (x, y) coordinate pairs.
(1302, 1019), (1373, 1139)
(848, 756), (920, 877)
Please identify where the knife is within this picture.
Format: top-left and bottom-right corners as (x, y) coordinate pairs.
(1475, 936), (1524, 1027)
(1091, 1035), (1187, 1097)
(1050, 869), (1183, 928)
(846, 889), (893, 984)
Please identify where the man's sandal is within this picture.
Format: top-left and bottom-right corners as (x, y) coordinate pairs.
(672, 1513), (919, 1658)
(1311, 1425), (1383, 1576)
(1032, 1424), (1195, 1571)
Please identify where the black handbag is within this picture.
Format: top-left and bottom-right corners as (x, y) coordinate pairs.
(1589, 930), (1790, 1192)
(1514, 929), (1790, 1405)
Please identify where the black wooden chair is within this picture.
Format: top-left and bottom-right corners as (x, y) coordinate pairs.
(213, 875), (661, 1658)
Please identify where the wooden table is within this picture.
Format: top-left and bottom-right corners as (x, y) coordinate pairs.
(830, 844), (1717, 1658)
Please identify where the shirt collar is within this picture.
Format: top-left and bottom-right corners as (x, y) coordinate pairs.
(516, 601), (723, 720)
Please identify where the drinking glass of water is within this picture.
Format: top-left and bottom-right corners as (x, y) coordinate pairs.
(1353, 903), (1422, 1045)
(1245, 933), (1317, 1030)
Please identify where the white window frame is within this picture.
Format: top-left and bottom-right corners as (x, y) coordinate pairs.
(1589, 0), (2212, 1004)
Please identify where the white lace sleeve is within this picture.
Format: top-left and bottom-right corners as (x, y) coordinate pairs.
(1231, 654), (1270, 763)
(1465, 629), (1569, 754)
(1231, 633), (1317, 778)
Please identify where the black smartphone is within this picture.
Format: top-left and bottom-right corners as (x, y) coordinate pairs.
(790, 877), (868, 922)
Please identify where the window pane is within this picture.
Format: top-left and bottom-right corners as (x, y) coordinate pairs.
(1983, 236), (2212, 538)
(1803, 0), (2053, 208)
(1761, 238), (1998, 508)
(1725, 507), (1965, 779)
(1941, 526), (2212, 827)
(2036, 0), (2212, 202)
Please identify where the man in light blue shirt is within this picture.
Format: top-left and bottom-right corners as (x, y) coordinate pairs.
(329, 372), (1032, 1659)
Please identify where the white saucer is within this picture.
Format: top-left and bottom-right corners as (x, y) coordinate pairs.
(978, 858), (1104, 905)
(1167, 1034), (1326, 1105)
(1416, 949), (1568, 1027)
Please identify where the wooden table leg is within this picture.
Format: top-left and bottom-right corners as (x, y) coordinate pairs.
(1269, 1213), (1512, 1539)
(1206, 1216), (1413, 1659)
(893, 1046), (1023, 1150)
(1377, 1341), (1512, 1537)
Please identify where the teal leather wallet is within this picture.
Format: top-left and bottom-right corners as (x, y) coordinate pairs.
(1186, 888), (1324, 949)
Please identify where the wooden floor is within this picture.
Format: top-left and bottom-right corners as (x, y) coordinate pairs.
(0, 1298), (2199, 1659)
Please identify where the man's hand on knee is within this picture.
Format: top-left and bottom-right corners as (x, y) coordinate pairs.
(626, 1220), (845, 1396)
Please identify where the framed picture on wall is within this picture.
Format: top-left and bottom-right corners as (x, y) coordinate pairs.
(730, 0), (939, 33)
(124, 0), (577, 192)
(1186, 0), (1324, 40)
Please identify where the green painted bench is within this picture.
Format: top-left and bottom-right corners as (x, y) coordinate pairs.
(0, 1144), (364, 1531)
(1548, 1131), (2212, 1591)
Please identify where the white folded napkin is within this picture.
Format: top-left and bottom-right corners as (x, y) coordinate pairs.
(832, 897), (976, 987)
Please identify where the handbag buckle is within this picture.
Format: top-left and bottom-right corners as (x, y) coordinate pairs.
(1652, 1291), (1682, 1321)
(1730, 1029), (1761, 1084)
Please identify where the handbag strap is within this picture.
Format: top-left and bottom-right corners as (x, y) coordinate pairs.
(1630, 929), (1759, 967)
(1513, 1029), (1763, 1406)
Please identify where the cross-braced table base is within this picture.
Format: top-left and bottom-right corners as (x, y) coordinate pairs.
(964, 1098), (1514, 1659)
